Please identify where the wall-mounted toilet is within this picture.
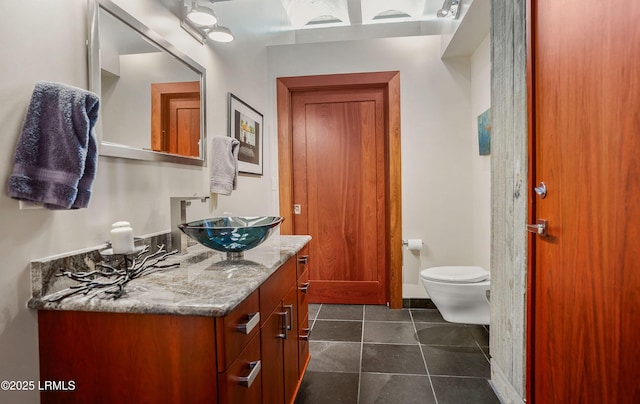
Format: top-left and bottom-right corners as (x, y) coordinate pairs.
(420, 266), (490, 325)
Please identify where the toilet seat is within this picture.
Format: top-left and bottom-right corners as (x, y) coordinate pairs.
(421, 266), (489, 283)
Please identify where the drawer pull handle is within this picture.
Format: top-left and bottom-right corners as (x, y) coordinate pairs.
(300, 327), (311, 341)
(284, 304), (293, 331)
(298, 255), (309, 264)
(237, 312), (260, 335)
(299, 282), (310, 293)
(277, 311), (288, 339)
(238, 360), (261, 388)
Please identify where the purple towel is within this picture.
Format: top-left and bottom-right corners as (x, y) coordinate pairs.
(7, 81), (100, 209)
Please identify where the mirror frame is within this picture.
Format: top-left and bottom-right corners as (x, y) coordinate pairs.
(88, 0), (207, 166)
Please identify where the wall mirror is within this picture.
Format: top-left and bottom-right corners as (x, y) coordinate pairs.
(88, 0), (207, 166)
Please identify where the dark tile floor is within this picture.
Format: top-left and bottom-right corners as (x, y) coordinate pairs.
(294, 304), (501, 404)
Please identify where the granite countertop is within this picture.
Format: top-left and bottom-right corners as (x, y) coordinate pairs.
(28, 235), (311, 317)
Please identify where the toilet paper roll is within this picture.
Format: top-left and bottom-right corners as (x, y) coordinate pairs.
(407, 239), (423, 251)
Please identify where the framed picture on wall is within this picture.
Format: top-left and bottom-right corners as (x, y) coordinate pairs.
(477, 107), (491, 156)
(228, 93), (263, 175)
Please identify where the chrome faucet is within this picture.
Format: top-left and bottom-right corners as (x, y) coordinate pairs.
(170, 196), (209, 253)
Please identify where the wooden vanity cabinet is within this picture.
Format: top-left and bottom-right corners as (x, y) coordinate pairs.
(37, 252), (309, 404)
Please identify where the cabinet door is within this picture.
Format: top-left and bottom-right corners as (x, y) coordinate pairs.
(297, 269), (310, 375)
(261, 304), (286, 404)
(218, 332), (262, 404)
(283, 285), (299, 403)
(38, 311), (217, 403)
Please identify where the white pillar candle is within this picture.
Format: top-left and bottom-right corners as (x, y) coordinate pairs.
(110, 226), (135, 254)
(111, 221), (131, 229)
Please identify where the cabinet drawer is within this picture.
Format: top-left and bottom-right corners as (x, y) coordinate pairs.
(216, 289), (260, 372)
(297, 247), (309, 278)
(299, 312), (310, 377)
(217, 332), (262, 404)
(259, 257), (296, 319)
(297, 269), (309, 323)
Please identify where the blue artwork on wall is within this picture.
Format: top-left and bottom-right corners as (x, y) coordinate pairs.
(477, 108), (491, 156)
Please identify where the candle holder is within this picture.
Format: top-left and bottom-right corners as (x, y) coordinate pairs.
(100, 245), (147, 272)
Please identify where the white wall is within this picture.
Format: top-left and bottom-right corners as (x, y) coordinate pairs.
(0, 1), (273, 402)
(470, 34), (491, 271)
(266, 36), (485, 299)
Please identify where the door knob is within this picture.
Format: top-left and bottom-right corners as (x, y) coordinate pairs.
(526, 219), (548, 237)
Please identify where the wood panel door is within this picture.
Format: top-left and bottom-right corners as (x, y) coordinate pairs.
(168, 97), (200, 157)
(528, 0), (640, 402)
(277, 72), (402, 308)
(291, 88), (387, 304)
(151, 81), (200, 157)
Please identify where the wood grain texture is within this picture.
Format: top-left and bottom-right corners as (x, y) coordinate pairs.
(283, 286), (299, 403)
(217, 333), (262, 404)
(170, 98), (200, 157)
(215, 289), (260, 372)
(38, 310), (217, 403)
(292, 89), (386, 304)
(276, 72), (401, 308)
(530, 0), (640, 402)
(260, 305), (285, 404)
(297, 268), (310, 375)
(151, 81), (200, 155)
(259, 258), (296, 322)
(386, 72), (402, 309)
(277, 79), (294, 235)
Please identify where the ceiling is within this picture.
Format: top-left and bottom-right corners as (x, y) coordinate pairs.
(193, 0), (484, 46)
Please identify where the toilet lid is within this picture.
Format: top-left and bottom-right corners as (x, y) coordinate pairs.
(421, 266), (489, 283)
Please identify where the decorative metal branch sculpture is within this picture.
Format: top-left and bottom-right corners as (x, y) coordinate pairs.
(44, 245), (179, 302)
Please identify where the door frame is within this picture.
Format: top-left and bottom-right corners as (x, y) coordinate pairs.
(276, 71), (403, 309)
(151, 81), (200, 153)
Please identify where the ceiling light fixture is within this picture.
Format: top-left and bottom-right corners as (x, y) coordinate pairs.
(361, 0), (426, 24)
(280, 0), (350, 29)
(186, 1), (218, 26)
(437, 0), (462, 19)
(206, 25), (234, 42)
(181, 0), (234, 43)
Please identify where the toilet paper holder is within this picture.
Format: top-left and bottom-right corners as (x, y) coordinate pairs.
(402, 239), (424, 250)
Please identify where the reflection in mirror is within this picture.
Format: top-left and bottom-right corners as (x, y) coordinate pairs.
(88, 0), (207, 165)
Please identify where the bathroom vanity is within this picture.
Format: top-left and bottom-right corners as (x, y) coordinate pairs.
(29, 235), (311, 403)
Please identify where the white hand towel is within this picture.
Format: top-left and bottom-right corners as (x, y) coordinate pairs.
(210, 136), (240, 195)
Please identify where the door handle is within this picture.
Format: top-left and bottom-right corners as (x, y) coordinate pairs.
(526, 219), (548, 237)
(284, 304), (293, 331)
(534, 182), (547, 199)
(299, 282), (310, 293)
(277, 311), (288, 339)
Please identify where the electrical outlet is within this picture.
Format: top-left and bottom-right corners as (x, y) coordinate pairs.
(19, 200), (44, 210)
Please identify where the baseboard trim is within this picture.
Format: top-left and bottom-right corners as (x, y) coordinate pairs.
(491, 359), (525, 404)
(401, 298), (437, 309)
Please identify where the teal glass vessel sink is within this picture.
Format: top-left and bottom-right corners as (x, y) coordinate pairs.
(178, 216), (284, 259)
